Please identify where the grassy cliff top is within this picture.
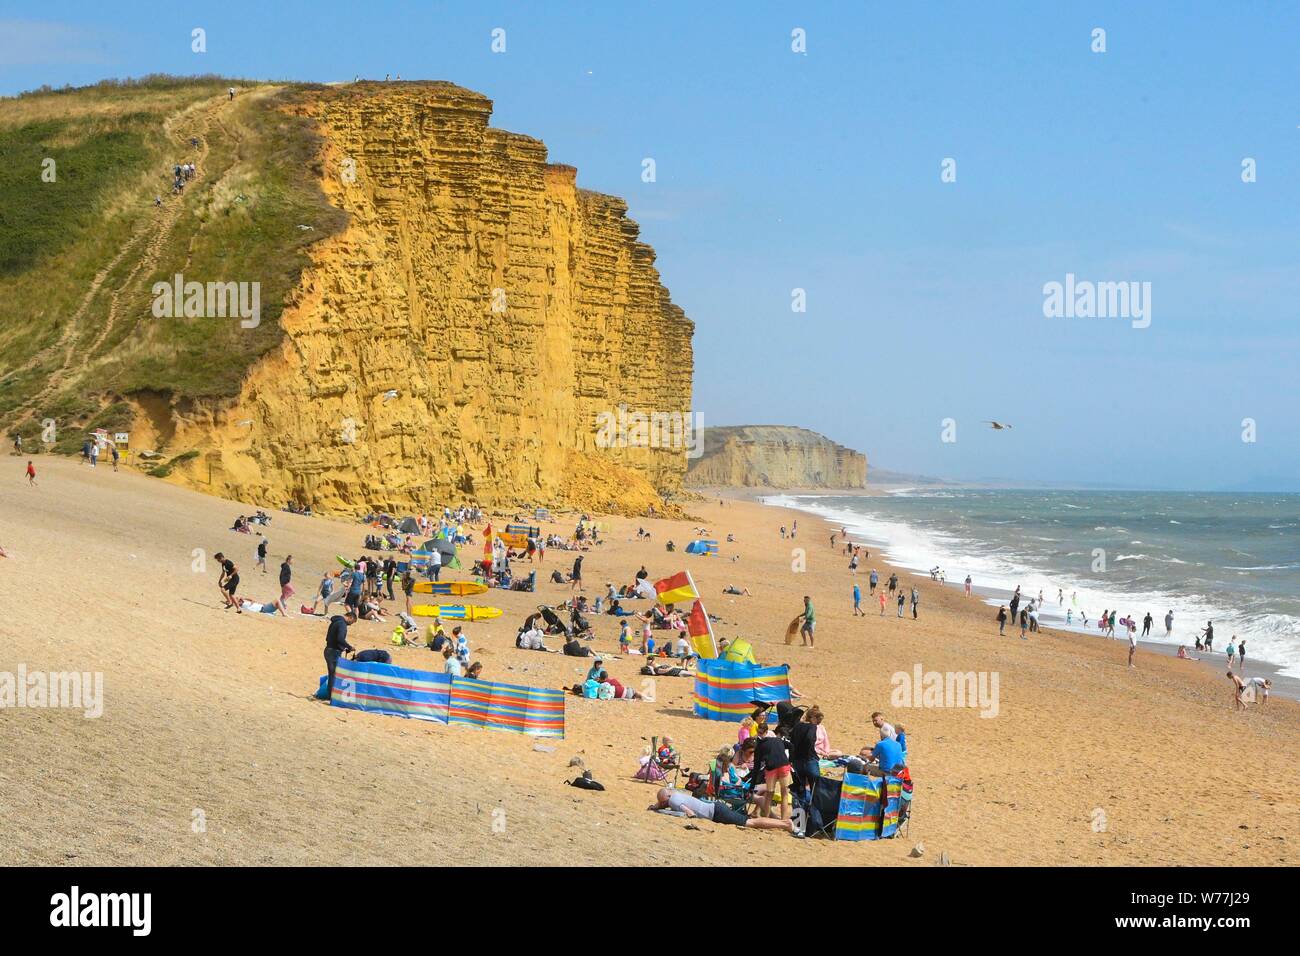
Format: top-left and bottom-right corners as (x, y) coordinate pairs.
(0, 75), (346, 450)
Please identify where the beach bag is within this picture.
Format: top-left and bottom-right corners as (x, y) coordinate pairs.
(597, 682), (615, 701)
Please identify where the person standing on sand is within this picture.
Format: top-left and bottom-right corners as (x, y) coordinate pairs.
(888, 573), (898, 595)
(996, 605), (1008, 635)
(215, 552), (241, 613)
(869, 568), (878, 595)
(89, 442), (98, 468)
(910, 587), (920, 619)
(798, 596), (815, 646)
(1128, 625), (1138, 668)
(255, 535), (269, 574)
(25, 460), (36, 486)
(1225, 638), (1237, 670)
(1238, 639), (1247, 672)
(879, 590), (887, 616)
(322, 610), (357, 701)
(311, 570), (333, 615)
(1227, 669), (1247, 711)
(897, 591), (905, 618)
(1009, 591), (1021, 626)
(110, 443), (120, 472)
(570, 554), (584, 593)
(965, 575), (972, 598)
(852, 583), (863, 617)
(848, 551), (859, 573)
(279, 555), (294, 608)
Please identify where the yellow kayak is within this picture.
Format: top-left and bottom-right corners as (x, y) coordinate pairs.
(410, 604), (503, 621)
(411, 580), (489, 596)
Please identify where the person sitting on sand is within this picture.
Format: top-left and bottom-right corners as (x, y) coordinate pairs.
(563, 634), (596, 657)
(516, 623), (550, 651)
(442, 645), (463, 677)
(1177, 645), (1200, 661)
(598, 670), (642, 700)
(648, 787), (792, 831)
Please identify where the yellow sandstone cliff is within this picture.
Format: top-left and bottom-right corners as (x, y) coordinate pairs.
(143, 82), (693, 514)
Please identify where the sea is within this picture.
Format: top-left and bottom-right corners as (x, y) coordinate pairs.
(762, 489), (1300, 678)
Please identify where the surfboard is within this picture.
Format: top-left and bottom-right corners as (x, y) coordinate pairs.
(411, 581), (488, 596)
(336, 555), (354, 569)
(410, 604), (503, 621)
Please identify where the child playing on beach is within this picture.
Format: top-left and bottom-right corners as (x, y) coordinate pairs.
(25, 460), (36, 486)
(879, 591), (887, 616)
(619, 619), (631, 654)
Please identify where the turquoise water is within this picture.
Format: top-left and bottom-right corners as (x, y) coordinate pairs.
(765, 490), (1300, 677)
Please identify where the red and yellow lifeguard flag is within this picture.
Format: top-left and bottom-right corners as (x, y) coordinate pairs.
(654, 570), (698, 606)
(482, 523), (494, 559)
(685, 600), (719, 659)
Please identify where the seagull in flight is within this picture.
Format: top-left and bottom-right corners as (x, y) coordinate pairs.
(984, 421), (1013, 430)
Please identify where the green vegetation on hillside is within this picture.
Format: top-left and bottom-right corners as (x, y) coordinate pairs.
(0, 75), (348, 449)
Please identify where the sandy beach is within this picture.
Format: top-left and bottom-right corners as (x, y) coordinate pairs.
(1, 457), (1296, 866)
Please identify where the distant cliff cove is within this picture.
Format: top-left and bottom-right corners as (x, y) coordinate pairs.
(685, 425), (866, 489)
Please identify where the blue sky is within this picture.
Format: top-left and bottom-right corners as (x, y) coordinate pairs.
(4, 1), (1298, 490)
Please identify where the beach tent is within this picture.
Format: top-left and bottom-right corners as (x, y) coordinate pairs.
(684, 539), (718, 556)
(534, 508), (550, 521)
(398, 516), (421, 534)
(692, 658), (790, 721)
(721, 638), (757, 665)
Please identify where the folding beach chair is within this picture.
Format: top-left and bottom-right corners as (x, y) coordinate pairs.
(633, 736), (683, 787)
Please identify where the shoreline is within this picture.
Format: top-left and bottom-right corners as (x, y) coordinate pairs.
(749, 489), (1300, 700)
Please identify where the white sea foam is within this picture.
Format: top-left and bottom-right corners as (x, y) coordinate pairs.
(760, 493), (1300, 678)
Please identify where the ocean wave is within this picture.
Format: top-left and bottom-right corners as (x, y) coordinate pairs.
(758, 493), (1300, 678)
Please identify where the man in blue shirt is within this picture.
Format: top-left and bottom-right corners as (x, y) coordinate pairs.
(852, 583), (864, 617)
(870, 736), (905, 774)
